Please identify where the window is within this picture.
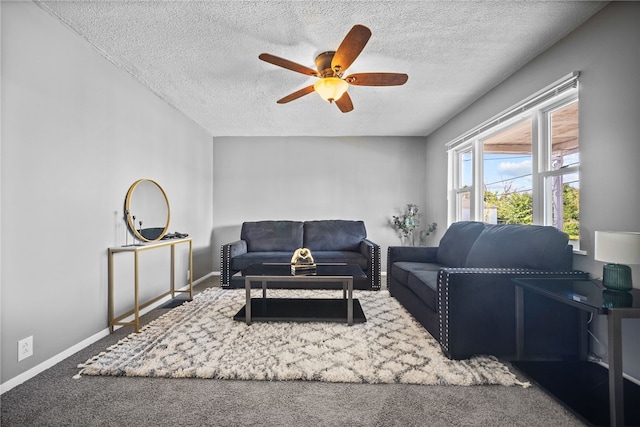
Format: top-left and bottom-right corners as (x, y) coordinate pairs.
(448, 73), (580, 247)
(450, 147), (473, 221)
(482, 119), (533, 225)
(542, 100), (580, 241)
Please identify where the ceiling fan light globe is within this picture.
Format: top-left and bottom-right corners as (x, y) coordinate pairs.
(314, 77), (349, 103)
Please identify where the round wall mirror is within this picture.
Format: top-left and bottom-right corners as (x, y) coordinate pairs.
(124, 179), (170, 242)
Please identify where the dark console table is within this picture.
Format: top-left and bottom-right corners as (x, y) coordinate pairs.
(512, 277), (640, 426)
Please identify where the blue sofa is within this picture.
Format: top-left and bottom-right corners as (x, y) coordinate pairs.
(221, 220), (381, 290)
(387, 221), (588, 360)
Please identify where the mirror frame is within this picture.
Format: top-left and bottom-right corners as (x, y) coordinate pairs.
(124, 179), (171, 242)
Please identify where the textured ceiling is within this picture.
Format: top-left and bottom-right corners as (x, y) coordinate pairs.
(35, 1), (607, 137)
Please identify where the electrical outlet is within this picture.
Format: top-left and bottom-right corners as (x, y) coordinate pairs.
(18, 336), (33, 361)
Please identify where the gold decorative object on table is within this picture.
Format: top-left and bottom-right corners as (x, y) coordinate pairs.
(290, 247), (316, 275)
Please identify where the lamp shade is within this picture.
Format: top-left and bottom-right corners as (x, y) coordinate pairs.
(594, 231), (640, 265)
(314, 77), (348, 102)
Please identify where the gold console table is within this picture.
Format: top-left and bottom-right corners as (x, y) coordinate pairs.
(108, 237), (193, 333)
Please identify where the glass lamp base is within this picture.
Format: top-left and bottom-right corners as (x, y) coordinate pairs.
(602, 289), (633, 308)
(602, 263), (633, 291)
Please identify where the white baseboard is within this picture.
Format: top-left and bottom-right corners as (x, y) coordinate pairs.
(108, 271), (215, 332)
(0, 272), (216, 395)
(0, 328), (110, 394)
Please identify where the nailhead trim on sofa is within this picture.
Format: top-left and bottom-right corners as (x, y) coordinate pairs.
(437, 268), (588, 356)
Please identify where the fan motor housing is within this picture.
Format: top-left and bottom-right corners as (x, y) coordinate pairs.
(315, 51), (337, 77)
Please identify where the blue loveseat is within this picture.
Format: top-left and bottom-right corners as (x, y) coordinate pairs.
(221, 220), (381, 290)
(388, 221), (588, 360)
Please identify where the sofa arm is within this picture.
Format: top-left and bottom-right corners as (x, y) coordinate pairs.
(437, 268), (589, 360)
(220, 240), (247, 287)
(361, 239), (381, 290)
(387, 246), (438, 288)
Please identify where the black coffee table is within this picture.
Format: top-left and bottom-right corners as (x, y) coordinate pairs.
(232, 263), (367, 326)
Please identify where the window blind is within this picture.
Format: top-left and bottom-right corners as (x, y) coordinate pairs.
(446, 71), (579, 149)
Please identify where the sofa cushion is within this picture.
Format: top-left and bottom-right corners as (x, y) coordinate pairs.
(391, 261), (442, 285)
(241, 221), (304, 252)
(312, 251), (369, 270)
(390, 262), (440, 312)
(303, 220), (366, 251)
(465, 224), (570, 270)
(437, 221), (486, 267)
(406, 271), (439, 312)
(230, 252), (293, 271)
(231, 251), (370, 272)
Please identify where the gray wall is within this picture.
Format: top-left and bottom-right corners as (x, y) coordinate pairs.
(3, 0), (637, 390)
(1, 2), (214, 384)
(211, 136), (429, 270)
(426, 2), (640, 381)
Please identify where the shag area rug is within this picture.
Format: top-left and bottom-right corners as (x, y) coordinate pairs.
(78, 288), (529, 387)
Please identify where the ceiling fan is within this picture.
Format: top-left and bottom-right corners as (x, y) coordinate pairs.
(259, 24), (408, 113)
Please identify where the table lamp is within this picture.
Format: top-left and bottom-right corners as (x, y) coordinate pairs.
(594, 231), (640, 291)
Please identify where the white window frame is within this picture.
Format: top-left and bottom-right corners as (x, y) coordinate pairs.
(447, 73), (580, 244)
(448, 143), (474, 223)
(538, 94), (580, 230)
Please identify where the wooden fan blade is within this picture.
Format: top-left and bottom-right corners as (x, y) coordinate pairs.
(335, 92), (354, 113)
(277, 85), (315, 104)
(331, 25), (372, 73)
(345, 73), (408, 86)
(259, 53), (318, 77)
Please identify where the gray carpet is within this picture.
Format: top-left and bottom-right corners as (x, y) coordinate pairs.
(1, 280), (585, 426)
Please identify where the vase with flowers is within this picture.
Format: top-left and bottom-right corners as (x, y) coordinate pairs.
(391, 204), (437, 246)
(419, 222), (438, 245)
(391, 204), (420, 245)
